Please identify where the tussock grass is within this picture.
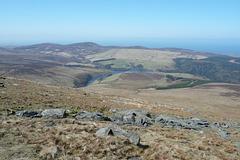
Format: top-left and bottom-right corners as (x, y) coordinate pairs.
(0, 76), (240, 159)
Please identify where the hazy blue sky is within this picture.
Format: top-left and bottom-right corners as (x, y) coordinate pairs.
(1, 0), (240, 53)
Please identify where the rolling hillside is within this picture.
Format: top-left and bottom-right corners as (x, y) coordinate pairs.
(0, 42), (240, 87)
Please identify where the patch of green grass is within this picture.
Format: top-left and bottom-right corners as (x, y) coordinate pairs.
(156, 79), (215, 90)
(99, 59), (131, 69)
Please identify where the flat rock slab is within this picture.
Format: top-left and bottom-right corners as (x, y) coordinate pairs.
(16, 110), (40, 118)
(75, 111), (110, 121)
(41, 109), (67, 119)
(155, 115), (209, 130)
(0, 82), (4, 87)
(96, 124), (140, 146)
(118, 109), (151, 120)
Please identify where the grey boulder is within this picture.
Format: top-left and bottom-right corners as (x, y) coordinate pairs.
(0, 82), (4, 87)
(118, 109), (151, 120)
(41, 109), (67, 119)
(155, 115), (208, 130)
(75, 111), (110, 121)
(234, 142), (240, 148)
(16, 110), (41, 118)
(111, 109), (152, 127)
(96, 124), (140, 146)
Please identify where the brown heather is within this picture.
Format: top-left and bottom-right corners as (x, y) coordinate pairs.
(0, 76), (240, 159)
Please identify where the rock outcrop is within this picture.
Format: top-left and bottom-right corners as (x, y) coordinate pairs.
(110, 109), (152, 127)
(41, 109), (67, 119)
(16, 110), (41, 118)
(155, 115), (209, 130)
(75, 111), (110, 121)
(0, 82), (4, 87)
(96, 124), (140, 146)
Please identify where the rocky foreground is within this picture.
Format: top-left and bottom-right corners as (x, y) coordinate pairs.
(0, 77), (240, 159)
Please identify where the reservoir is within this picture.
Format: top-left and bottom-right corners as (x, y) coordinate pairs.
(87, 68), (154, 85)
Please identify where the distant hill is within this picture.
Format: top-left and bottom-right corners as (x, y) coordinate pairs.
(14, 42), (109, 56)
(0, 42), (240, 86)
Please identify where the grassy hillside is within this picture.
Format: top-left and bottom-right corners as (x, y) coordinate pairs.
(86, 48), (192, 70)
(163, 57), (240, 84)
(1, 76), (240, 159)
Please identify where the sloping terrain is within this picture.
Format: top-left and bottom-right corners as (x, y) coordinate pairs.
(1, 42), (240, 86)
(0, 43), (112, 87)
(0, 76), (240, 159)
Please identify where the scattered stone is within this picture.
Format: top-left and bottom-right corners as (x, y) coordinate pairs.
(220, 123), (229, 128)
(0, 82), (4, 87)
(75, 111), (110, 121)
(116, 99), (130, 103)
(187, 109), (202, 115)
(187, 109), (214, 117)
(187, 117), (209, 127)
(16, 110), (41, 118)
(222, 118), (240, 125)
(5, 109), (15, 116)
(128, 157), (142, 160)
(110, 110), (152, 127)
(118, 109), (151, 120)
(208, 115), (214, 117)
(199, 131), (204, 135)
(44, 121), (59, 127)
(109, 108), (118, 112)
(123, 114), (136, 124)
(96, 124), (140, 146)
(155, 115), (209, 130)
(211, 122), (230, 128)
(234, 142), (240, 148)
(66, 110), (72, 114)
(48, 94), (55, 97)
(187, 150), (197, 155)
(11, 153), (20, 157)
(109, 114), (124, 122)
(12, 83), (19, 87)
(217, 129), (231, 140)
(41, 109), (67, 119)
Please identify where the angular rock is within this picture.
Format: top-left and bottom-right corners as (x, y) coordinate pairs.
(211, 122), (221, 128)
(96, 124), (140, 146)
(109, 114), (124, 122)
(220, 123), (229, 128)
(109, 108), (118, 112)
(0, 82), (4, 87)
(110, 112), (151, 127)
(75, 111), (110, 121)
(186, 117), (209, 128)
(217, 129), (231, 140)
(155, 115), (208, 130)
(123, 114), (135, 124)
(211, 122), (229, 128)
(41, 109), (67, 119)
(12, 83), (19, 87)
(222, 118), (240, 125)
(16, 110), (40, 118)
(5, 109), (15, 116)
(118, 109), (151, 120)
(135, 117), (150, 127)
(234, 142), (240, 148)
(44, 121), (59, 127)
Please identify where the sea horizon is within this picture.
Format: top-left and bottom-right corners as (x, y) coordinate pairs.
(1, 38), (240, 56)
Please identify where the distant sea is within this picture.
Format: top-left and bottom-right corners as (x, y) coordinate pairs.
(1, 38), (240, 56)
(97, 38), (240, 56)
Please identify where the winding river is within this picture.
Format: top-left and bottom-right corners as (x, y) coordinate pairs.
(87, 68), (154, 85)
